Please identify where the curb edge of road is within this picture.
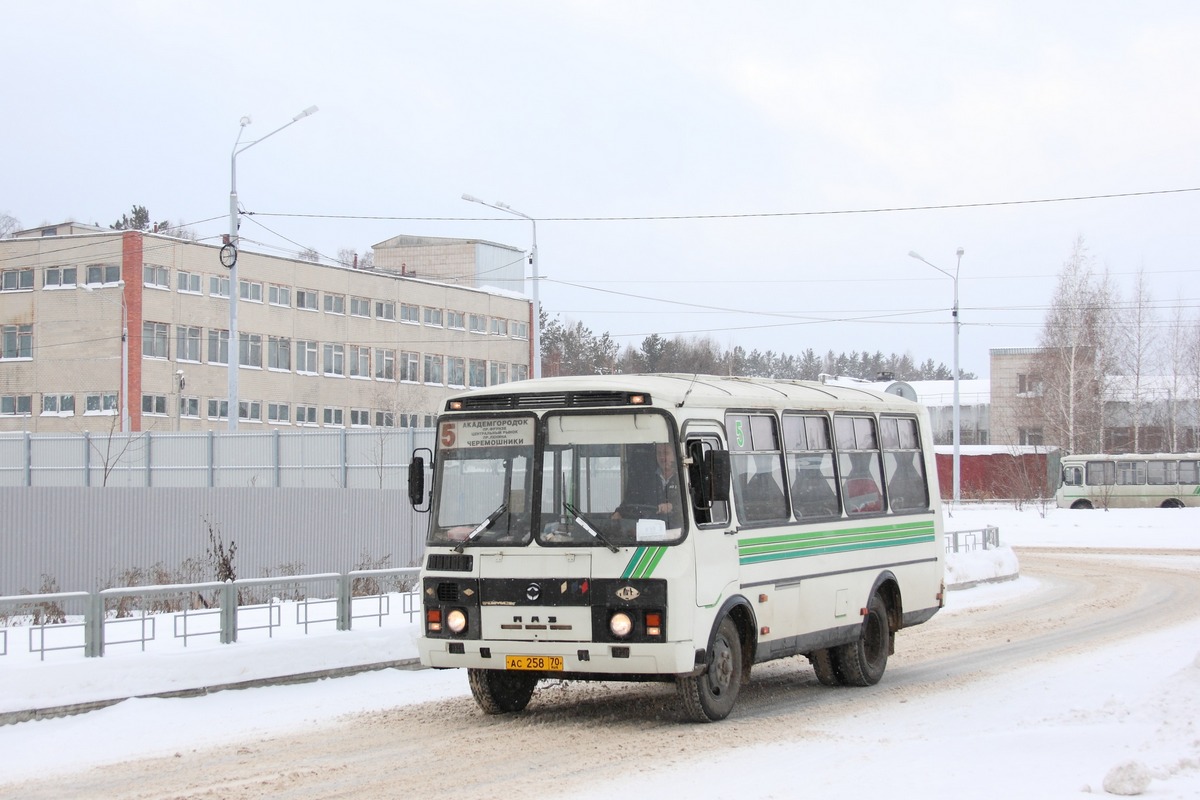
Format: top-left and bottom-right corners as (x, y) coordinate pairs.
(0, 656), (423, 727)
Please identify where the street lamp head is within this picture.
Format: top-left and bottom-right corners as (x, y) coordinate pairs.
(495, 201), (512, 210)
(956, 247), (965, 257)
(907, 251), (923, 261)
(239, 116), (252, 127)
(461, 193), (483, 204)
(294, 105), (319, 121)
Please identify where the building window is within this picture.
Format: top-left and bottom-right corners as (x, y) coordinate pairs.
(2, 324), (33, 360)
(0, 395), (33, 415)
(296, 340), (318, 374)
(1, 268), (35, 291)
(375, 300), (396, 321)
(208, 329), (229, 365)
(142, 394), (168, 415)
(491, 318), (509, 336)
(424, 307), (443, 327)
(179, 396), (199, 418)
(268, 284), (290, 307)
(295, 404), (318, 425)
(423, 354), (444, 385)
(177, 270), (201, 293)
(42, 393), (75, 415)
(268, 402), (290, 424)
(350, 408), (370, 427)
(323, 343), (345, 376)
(239, 280), (263, 302)
(142, 321), (169, 359)
(490, 362), (509, 385)
(207, 399), (229, 420)
(375, 348), (395, 381)
(85, 393), (118, 414)
(1017, 373), (1044, 397)
(375, 410), (395, 428)
(44, 266), (77, 288)
(176, 325), (201, 362)
(324, 294), (346, 315)
(86, 264), (121, 286)
(143, 264), (169, 289)
(447, 356), (465, 387)
(209, 275), (230, 298)
(296, 289), (318, 310)
(513, 364), (528, 381)
(511, 321), (529, 340)
(400, 303), (420, 323)
(268, 336), (291, 371)
(447, 310), (465, 330)
(350, 296), (371, 317)
(1018, 427), (1044, 446)
(469, 359), (487, 388)
(323, 407), (344, 426)
(349, 345), (371, 378)
(239, 332), (263, 368)
(238, 400), (262, 422)
(469, 314), (487, 334)
(400, 351), (420, 382)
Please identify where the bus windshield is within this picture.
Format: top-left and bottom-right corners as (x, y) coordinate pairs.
(428, 410), (685, 548)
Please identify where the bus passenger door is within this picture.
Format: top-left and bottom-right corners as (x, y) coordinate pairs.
(685, 428), (739, 609)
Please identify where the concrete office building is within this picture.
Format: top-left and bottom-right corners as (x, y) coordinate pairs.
(0, 224), (533, 433)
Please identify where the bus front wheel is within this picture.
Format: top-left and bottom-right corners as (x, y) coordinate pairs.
(1162, 498), (1184, 508)
(467, 668), (538, 714)
(833, 593), (891, 687)
(678, 616), (743, 722)
(1071, 499), (1094, 510)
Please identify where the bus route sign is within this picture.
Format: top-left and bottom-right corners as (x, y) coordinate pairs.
(441, 418), (534, 449)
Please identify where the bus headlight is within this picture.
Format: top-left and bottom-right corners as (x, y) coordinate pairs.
(609, 612), (633, 638)
(447, 608), (468, 634)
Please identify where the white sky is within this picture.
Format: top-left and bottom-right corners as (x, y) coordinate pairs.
(5, 1), (1200, 377)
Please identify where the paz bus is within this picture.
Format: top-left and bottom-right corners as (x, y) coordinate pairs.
(407, 374), (945, 722)
(1056, 452), (1200, 509)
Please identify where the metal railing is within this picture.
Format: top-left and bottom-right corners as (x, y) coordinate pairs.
(945, 526), (1001, 553)
(0, 567), (419, 660)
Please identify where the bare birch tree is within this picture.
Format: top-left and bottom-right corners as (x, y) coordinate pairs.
(1036, 237), (1115, 453)
(1115, 267), (1158, 452)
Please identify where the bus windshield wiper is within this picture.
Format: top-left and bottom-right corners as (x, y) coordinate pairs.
(454, 503), (507, 553)
(563, 501), (620, 553)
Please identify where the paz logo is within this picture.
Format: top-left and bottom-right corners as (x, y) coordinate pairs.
(615, 585), (640, 601)
(525, 582), (541, 601)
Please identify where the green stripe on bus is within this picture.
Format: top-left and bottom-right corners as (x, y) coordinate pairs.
(622, 547), (666, 579)
(737, 521), (936, 565)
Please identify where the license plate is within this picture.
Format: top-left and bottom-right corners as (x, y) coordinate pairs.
(505, 655), (563, 671)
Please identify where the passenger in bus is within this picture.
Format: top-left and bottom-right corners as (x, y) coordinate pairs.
(614, 442), (683, 528)
(843, 453), (883, 514)
(791, 465), (840, 518)
(740, 456), (787, 522)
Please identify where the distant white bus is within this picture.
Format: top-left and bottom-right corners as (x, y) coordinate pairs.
(408, 374), (945, 722)
(1057, 453), (1200, 509)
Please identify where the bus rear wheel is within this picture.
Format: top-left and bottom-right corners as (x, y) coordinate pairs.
(833, 593), (891, 687)
(678, 616), (743, 722)
(1071, 499), (1094, 510)
(467, 668), (538, 714)
(809, 648), (841, 686)
(1161, 498), (1184, 508)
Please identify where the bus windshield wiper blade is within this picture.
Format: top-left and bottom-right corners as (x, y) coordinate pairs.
(563, 501), (619, 553)
(454, 503), (507, 553)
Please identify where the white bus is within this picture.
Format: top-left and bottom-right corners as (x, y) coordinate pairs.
(1057, 453), (1200, 509)
(408, 374), (945, 722)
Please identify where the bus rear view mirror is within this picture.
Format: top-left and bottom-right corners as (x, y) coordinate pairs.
(409, 448), (432, 511)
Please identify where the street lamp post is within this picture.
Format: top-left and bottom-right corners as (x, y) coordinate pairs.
(908, 248), (964, 503)
(227, 106), (319, 430)
(461, 194), (542, 379)
(82, 281), (129, 433)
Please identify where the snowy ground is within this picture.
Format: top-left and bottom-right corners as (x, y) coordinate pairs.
(0, 504), (1197, 797)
